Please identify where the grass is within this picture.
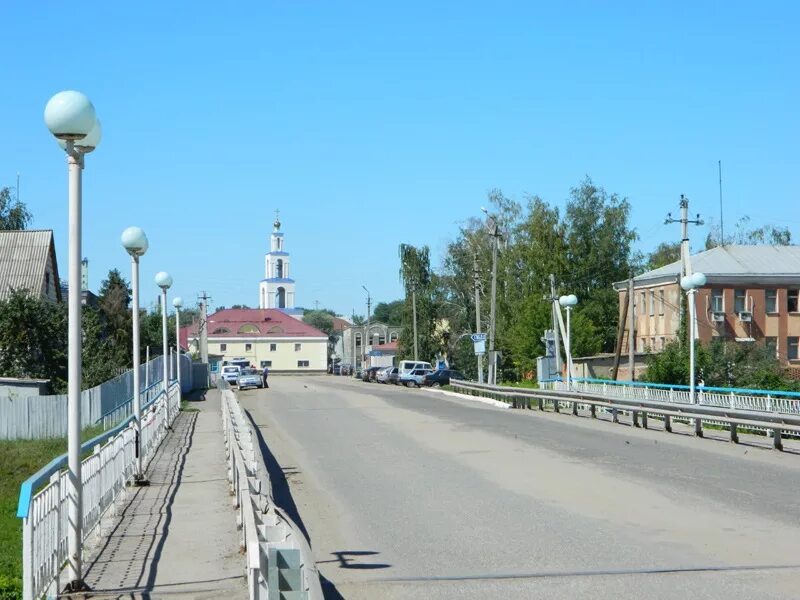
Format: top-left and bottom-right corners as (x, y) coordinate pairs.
(0, 424), (105, 596)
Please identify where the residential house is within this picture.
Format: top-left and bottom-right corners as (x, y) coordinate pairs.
(0, 230), (61, 302)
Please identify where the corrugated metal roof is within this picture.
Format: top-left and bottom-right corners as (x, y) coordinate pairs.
(0, 230), (55, 301)
(634, 245), (800, 283)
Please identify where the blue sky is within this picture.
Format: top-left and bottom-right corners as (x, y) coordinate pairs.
(2, 2), (798, 317)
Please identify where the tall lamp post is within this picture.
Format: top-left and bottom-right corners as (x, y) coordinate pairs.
(173, 297), (183, 396)
(121, 227), (149, 484)
(362, 285), (371, 369)
(680, 272), (706, 435)
(45, 90), (101, 592)
(155, 272), (173, 395)
(559, 294), (578, 387)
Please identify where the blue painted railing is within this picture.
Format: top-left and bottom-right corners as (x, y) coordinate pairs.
(16, 381), (175, 519)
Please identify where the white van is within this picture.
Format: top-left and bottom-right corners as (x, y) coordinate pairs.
(398, 360), (433, 376)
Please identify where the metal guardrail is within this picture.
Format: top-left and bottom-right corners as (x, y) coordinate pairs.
(451, 380), (800, 451)
(220, 383), (323, 600)
(541, 377), (800, 415)
(16, 381), (181, 600)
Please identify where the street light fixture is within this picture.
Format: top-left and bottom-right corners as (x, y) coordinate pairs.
(481, 207), (500, 385)
(680, 271), (706, 435)
(121, 226), (148, 484)
(155, 272), (173, 397)
(559, 294), (578, 387)
(45, 90), (100, 593)
(173, 297), (183, 396)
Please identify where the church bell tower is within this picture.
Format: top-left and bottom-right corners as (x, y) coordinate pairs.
(259, 211), (296, 309)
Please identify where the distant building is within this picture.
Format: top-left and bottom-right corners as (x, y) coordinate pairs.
(258, 214), (302, 315)
(0, 230), (62, 302)
(195, 308), (328, 373)
(342, 322), (402, 368)
(614, 245), (800, 366)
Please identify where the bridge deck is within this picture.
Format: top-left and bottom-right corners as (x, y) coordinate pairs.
(83, 390), (246, 599)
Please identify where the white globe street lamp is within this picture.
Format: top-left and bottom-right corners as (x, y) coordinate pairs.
(155, 272), (173, 397)
(45, 90), (100, 593)
(559, 294), (579, 388)
(121, 227), (148, 484)
(172, 297), (183, 397)
(681, 272), (706, 436)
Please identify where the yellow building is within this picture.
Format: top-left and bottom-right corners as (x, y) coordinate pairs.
(206, 308), (328, 373)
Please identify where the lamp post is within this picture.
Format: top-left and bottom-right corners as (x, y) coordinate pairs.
(173, 297), (183, 395)
(121, 227), (148, 484)
(680, 272), (706, 435)
(155, 272), (173, 396)
(559, 294), (578, 387)
(45, 90), (101, 592)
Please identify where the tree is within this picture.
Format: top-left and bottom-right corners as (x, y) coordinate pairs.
(646, 242), (681, 271)
(398, 244), (437, 362)
(351, 314), (365, 326)
(98, 269), (132, 368)
(0, 186), (32, 230)
(0, 289), (67, 391)
(373, 300), (404, 325)
(706, 216), (792, 248)
(303, 310), (335, 337)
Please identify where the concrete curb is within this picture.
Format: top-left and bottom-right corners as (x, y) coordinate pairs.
(423, 386), (511, 409)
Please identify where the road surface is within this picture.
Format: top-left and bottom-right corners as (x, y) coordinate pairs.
(239, 376), (800, 599)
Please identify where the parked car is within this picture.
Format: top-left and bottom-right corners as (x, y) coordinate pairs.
(362, 366), (382, 382)
(221, 365), (241, 386)
(375, 366), (393, 383)
(422, 369), (466, 387)
(398, 360), (433, 377)
(399, 368), (433, 388)
(238, 368), (263, 390)
(387, 367), (400, 385)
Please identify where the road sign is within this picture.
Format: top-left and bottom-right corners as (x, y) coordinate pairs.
(472, 333), (486, 355)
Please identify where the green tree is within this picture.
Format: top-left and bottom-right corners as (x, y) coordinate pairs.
(98, 269), (132, 368)
(706, 216), (792, 248)
(0, 289), (67, 391)
(0, 187), (32, 230)
(646, 241), (681, 271)
(82, 306), (118, 388)
(373, 300), (404, 325)
(303, 310), (335, 336)
(398, 244), (437, 362)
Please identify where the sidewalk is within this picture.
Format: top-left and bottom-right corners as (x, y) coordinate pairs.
(82, 389), (247, 599)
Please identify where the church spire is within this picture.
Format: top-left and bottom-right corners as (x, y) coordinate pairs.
(273, 208), (281, 232)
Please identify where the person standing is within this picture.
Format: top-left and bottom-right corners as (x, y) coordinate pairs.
(262, 365), (270, 388)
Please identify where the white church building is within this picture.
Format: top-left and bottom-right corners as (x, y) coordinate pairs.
(259, 214), (300, 313)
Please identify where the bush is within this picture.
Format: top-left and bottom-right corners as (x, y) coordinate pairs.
(0, 574), (21, 600)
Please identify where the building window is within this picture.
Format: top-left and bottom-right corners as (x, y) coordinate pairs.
(389, 332), (398, 342)
(711, 289), (724, 313)
(354, 333), (362, 347)
(220, 343), (227, 351)
(270, 343), (277, 351)
(45, 272), (51, 295)
(640, 292), (646, 317)
(245, 343), (252, 352)
(649, 291), (654, 316)
(766, 337), (778, 358)
(788, 290), (799, 313)
(295, 343), (301, 351)
(659, 290), (664, 316)
(378, 336), (386, 345)
(766, 289), (778, 313)
(659, 336), (666, 350)
(734, 289), (746, 313)
(788, 336), (799, 361)
(297, 360), (309, 367)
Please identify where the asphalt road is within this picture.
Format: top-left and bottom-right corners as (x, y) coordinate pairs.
(239, 376), (800, 600)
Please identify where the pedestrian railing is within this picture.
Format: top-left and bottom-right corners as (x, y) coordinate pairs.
(220, 382), (323, 600)
(451, 379), (800, 450)
(16, 381), (181, 600)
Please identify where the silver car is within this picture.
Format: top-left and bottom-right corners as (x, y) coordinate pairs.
(237, 368), (263, 390)
(400, 368), (433, 388)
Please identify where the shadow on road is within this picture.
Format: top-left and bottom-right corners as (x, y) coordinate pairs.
(246, 411), (347, 600)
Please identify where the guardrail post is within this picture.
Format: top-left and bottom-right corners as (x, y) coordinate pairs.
(632, 410), (639, 427)
(730, 423), (738, 444)
(612, 407), (619, 423)
(773, 428), (783, 451)
(664, 414), (671, 432)
(538, 397), (544, 411)
(572, 400), (578, 416)
(590, 403), (596, 418)
(695, 417), (703, 438)
(553, 396), (559, 413)
(641, 411), (648, 429)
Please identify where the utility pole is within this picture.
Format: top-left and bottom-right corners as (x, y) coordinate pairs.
(628, 275), (635, 381)
(363, 286), (371, 368)
(473, 252), (484, 383)
(198, 291), (211, 365)
(549, 274), (562, 375)
(665, 195), (703, 281)
(411, 285), (419, 361)
(487, 217), (500, 385)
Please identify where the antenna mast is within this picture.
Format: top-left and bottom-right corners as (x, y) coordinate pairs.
(718, 160), (724, 246)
